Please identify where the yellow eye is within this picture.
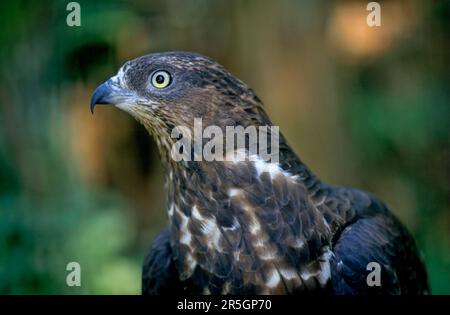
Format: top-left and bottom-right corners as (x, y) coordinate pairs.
(151, 70), (171, 89)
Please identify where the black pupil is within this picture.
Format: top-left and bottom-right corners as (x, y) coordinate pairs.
(155, 74), (165, 84)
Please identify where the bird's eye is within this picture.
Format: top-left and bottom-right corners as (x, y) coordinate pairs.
(151, 70), (172, 89)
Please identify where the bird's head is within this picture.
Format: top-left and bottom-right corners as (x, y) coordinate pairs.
(91, 52), (270, 157)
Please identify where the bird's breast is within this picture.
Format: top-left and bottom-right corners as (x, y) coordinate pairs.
(166, 156), (335, 294)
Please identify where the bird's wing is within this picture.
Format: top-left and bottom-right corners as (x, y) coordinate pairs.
(142, 228), (183, 295)
(330, 198), (429, 295)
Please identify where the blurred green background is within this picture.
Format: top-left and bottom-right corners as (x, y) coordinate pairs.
(0, 0), (448, 294)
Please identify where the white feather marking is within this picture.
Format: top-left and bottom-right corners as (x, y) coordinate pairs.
(201, 217), (216, 234)
(266, 269), (281, 288)
(251, 154), (298, 183)
(300, 247), (333, 285)
(293, 239), (305, 248)
(210, 225), (221, 249)
(223, 217), (240, 231)
(191, 205), (203, 220)
(180, 230), (192, 246)
(202, 287), (211, 294)
(258, 247), (277, 261)
(185, 252), (197, 272)
(177, 207), (192, 247)
(249, 219), (261, 235)
(228, 188), (242, 197)
(322, 217), (331, 232)
(222, 282), (232, 294)
(168, 204), (174, 217)
(317, 248), (333, 285)
(253, 237), (265, 248)
(254, 159), (281, 178)
(280, 268), (299, 281)
(315, 195), (326, 206)
(111, 65), (128, 89)
(191, 206), (222, 251)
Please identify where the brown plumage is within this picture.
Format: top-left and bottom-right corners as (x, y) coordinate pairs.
(90, 51), (429, 295)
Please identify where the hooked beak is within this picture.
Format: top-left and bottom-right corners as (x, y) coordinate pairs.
(90, 80), (116, 114)
(90, 79), (134, 114)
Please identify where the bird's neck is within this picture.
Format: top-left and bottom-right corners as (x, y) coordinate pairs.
(162, 129), (320, 192)
(163, 134), (321, 229)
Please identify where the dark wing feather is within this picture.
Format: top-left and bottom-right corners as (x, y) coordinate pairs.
(330, 197), (429, 295)
(142, 229), (183, 295)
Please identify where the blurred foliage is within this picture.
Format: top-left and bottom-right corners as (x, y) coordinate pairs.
(0, 0), (448, 294)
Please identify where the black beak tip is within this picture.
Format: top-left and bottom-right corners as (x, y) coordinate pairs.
(90, 99), (95, 114)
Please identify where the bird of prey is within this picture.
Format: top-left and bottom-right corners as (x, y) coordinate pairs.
(90, 51), (429, 295)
